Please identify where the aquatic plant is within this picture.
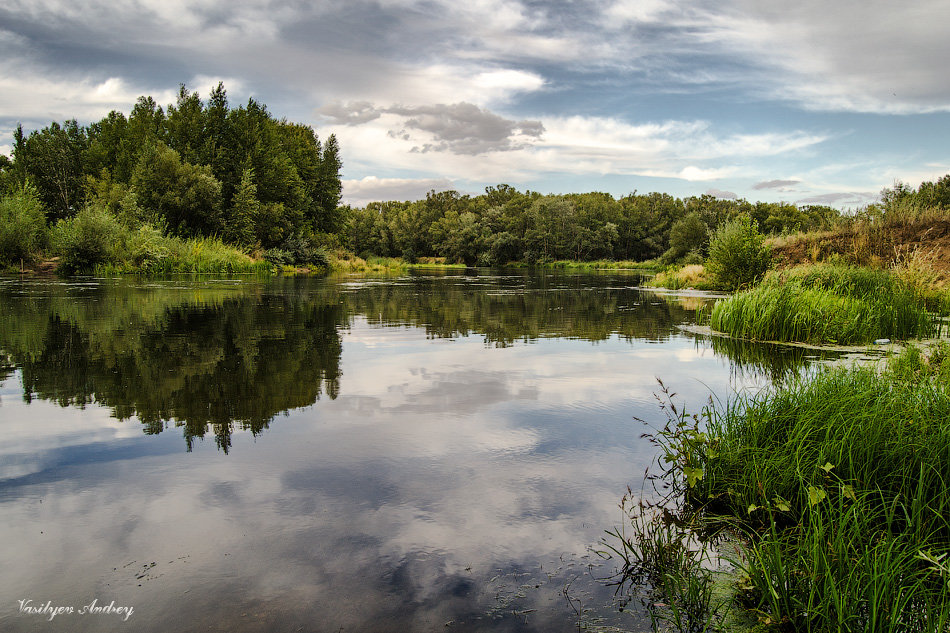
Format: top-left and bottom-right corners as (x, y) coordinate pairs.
(610, 357), (950, 632)
(710, 263), (941, 344)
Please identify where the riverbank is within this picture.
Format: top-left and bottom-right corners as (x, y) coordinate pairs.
(612, 343), (950, 631)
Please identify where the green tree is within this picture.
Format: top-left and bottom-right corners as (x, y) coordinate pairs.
(131, 142), (223, 237)
(165, 84), (205, 164)
(316, 133), (344, 233)
(665, 211), (708, 262)
(14, 120), (88, 221)
(705, 214), (772, 290)
(226, 167), (260, 247)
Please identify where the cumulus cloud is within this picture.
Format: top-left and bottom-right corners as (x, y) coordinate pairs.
(322, 102), (544, 155)
(1, 0), (945, 202)
(342, 176), (458, 206)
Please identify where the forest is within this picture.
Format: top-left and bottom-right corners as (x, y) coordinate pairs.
(0, 83), (343, 272)
(343, 186), (840, 267)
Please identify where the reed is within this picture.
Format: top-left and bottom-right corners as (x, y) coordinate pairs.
(610, 351), (950, 632)
(710, 263), (941, 344)
(95, 230), (268, 275)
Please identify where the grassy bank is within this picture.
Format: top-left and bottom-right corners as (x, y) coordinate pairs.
(610, 347), (950, 631)
(709, 263), (944, 345)
(647, 264), (715, 290)
(541, 259), (659, 271)
(93, 230), (271, 275)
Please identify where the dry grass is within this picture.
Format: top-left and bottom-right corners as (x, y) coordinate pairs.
(649, 263), (712, 290)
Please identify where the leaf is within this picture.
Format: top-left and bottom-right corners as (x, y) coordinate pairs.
(683, 466), (704, 488)
(841, 484), (856, 502)
(820, 462), (835, 473)
(747, 504), (761, 514)
(773, 496), (791, 512)
(807, 486), (827, 506)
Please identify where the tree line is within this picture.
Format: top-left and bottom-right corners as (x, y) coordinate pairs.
(0, 83), (343, 269)
(343, 185), (840, 266)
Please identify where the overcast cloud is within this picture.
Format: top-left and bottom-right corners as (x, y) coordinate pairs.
(1, 0), (949, 205)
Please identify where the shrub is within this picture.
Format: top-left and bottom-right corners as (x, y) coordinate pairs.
(53, 206), (127, 273)
(705, 214), (772, 290)
(124, 224), (170, 273)
(0, 185), (48, 265)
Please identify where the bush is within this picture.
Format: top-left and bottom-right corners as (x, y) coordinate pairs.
(705, 214), (772, 290)
(0, 185), (48, 265)
(53, 206), (127, 273)
(123, 224), (170, 273)
(266, 233), (331, 269)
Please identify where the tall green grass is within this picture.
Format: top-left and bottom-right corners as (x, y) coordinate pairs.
(610, 351), (950, 632)
(710, 263), (941, 344)
(699, 364), (950, 631)
(95, 229), (269, 275)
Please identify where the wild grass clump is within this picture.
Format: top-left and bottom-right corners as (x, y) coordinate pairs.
(52, 211), (266, 275)
(648, 264), (711, 290)
(710, 263), (941, 344)
(610, 359), (950, 632)
(697, 363), (950, 631)
(545, 259), (647, 270)
(328, 251), (406, 274)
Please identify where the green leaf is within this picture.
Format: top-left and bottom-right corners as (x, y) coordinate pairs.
(773, 496), (791, 512)
(820, 462), (835, 473)
(841, 484), (856, 502)
(747, 504), (761, 514)
(683, 466), (704, 488)
(807, 486), (827, 506)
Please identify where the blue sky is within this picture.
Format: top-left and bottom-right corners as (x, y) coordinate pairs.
(2, 0), (949, 207)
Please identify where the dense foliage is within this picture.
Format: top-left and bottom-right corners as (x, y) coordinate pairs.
(345, 187), (838, 267)
(704, 214), (773, 290)
(0, 83), (343, 272)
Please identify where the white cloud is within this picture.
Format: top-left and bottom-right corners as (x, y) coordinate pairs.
(0, 72), (178, 123)
(342, 176), (458, 205)
(677, 165), (737, 181)
(695, 0), (950, 113)
(331, 108), (824, 189)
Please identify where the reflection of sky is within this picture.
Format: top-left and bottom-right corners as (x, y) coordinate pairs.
(0, 292), (767, 632)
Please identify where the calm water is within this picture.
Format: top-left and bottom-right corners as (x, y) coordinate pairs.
(0, 271), (826, 632)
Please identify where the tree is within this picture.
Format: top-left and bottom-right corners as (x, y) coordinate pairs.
(225, 167), (260, 248)
(165, 84), (205, 165)
(666, 212), (708, 262)
(15, 120), (88, 221)
(315, 134), (344, 233)
(705, 214), (772, 290)
(131, 142), (223, 237)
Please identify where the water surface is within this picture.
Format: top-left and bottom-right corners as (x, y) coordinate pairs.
(0, 271), (826, 632)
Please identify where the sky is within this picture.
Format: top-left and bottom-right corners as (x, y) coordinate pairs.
(2, 0), (949, 208)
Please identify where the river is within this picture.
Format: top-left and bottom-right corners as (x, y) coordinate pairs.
(0, 270), (831, 632)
